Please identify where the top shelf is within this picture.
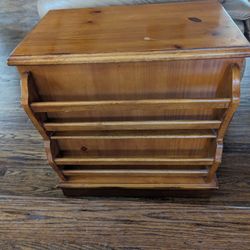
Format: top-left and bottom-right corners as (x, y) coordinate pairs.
(31, 98), (231, 113)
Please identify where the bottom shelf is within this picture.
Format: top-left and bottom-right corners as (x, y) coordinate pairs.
(58, 175), (218, 191)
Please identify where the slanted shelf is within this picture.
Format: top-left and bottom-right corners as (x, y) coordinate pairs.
(17, 62), (242, 194)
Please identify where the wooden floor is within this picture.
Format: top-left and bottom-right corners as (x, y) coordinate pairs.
(1, 1), (250, 249)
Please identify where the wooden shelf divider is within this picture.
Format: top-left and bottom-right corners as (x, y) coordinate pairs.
(62, 168), (208, 177)
(51, 130), (217, 140)
(55, 155), (214, 166)
(44, 120), (222, 131)
(30, 98), (231, 113)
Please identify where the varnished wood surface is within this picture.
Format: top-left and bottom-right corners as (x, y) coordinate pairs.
(13, 46), (243, 189)
(1, 0), (250, 248)
(1, 195), (250, 249)
(51, 130), (217, 139)
(11, 5), (246, 192)
(30, 98), (231, 112)
(8, 0), (250, 65)
(15, 58), (242, 189)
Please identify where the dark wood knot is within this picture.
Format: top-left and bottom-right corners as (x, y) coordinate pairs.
(90, 10), (102, 14)
(81, 146), (88, 152)
(188, 17), (202, 23)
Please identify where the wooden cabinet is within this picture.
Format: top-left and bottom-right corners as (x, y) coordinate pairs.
(8, 0), (250, 196)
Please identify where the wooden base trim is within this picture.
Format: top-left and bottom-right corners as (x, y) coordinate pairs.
(8, 47), (250, 65)
(58, 176), (218, 192)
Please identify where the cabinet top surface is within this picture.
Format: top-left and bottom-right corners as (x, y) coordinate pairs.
(8, 0), (250, 65)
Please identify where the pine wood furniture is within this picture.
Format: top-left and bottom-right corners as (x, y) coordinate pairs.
(37, 0), (250, 41)
(8, 0), (250, 196)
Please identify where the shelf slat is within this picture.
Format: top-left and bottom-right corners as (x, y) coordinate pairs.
(55, 156), (214, 166)
(58, 176), (218, 190)
(51, 129), (217, 139)
(44, 120), (221, 131)
(62, 169), (208, 177)
(31, 98), (231, 112)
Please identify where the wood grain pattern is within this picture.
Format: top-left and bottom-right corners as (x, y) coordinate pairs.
(1, 195), (250, 250)
(55, 155), (214, 166)
(7, 1), (250, 65)
(1, 3), (250, 248)
(44, 120), (222, 131)
(8, 2), (250, 193)
(62, 169), (209, 177)
(59, 177), (218, 190)
(50, 130), (217, 139)
(207, 141), (223, 182)
(217, 64), (241, 139)
(8, 49), (250, 65)
(44, 140), (66, 181)
(30, 98), (231, 112)
(20, 72), (49, 140)
(15, 59), (242, 192)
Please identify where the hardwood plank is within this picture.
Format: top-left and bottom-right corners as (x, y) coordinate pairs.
(1, 195), (250, 249)
(31, 98), (231, 112)
(2, 153), (250, 202)
(51, 129), (217, 139)
(62, 168), (209, 177)
(0, 166), (62, 198)
(55, 155), (214, 166)
(44, 120), (222, 131)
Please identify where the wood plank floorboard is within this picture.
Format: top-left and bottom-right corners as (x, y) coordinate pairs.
(0, 0), (250, 249)
(0, 195), (250, 250)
